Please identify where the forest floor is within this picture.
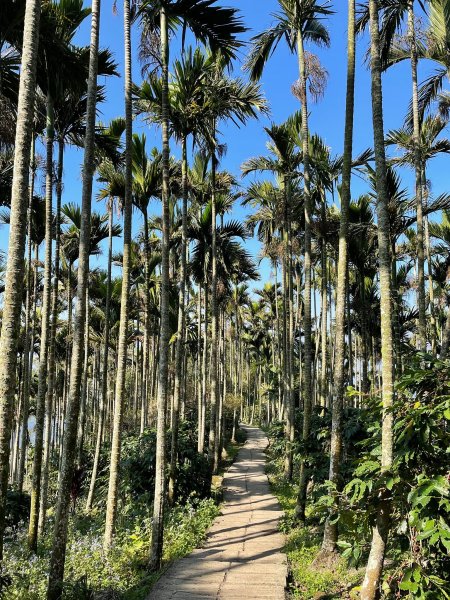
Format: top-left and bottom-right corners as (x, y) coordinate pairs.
(265, 447), (363, 599)
(147, 425), (288, 599)
(3, 434), (246, 599)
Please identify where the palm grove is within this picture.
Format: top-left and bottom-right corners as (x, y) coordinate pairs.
(0, 0), (449, 598)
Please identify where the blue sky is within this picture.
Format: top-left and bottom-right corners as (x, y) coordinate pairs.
(2, 1), (448, 288)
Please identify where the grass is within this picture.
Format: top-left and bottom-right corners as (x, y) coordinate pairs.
(265, 456), (362, 600)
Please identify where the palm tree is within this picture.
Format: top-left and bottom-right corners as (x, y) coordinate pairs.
(321, 0), (356, 555)
(189, 199), (259, 432)
(28, 0), (95, 553)
(72, 120), (125, 515)
(350, 196), (378, 373)
(388, 0), (450, 120)
(188, 152), (212, 453)
(130, 139), (162, 434)
(170, 51), (209, 500)
(85, 200), (116, 513)
(407, 0), (427, 350)
(137, 0), (246, 569)
(17, 131), (38, 495)
(201, 65), (267, 476)
(246, 0), (333, 521)
(386, 114), (450, 352)
(189, 204), (259, 300)
(361, 2), (396, 598)
(357, 0), (428, 348)
(0, 0), (41, 560)
(47, 0), (102, 596)
(135, 46), (217, 501)
(245, 185), (285, 418)
(40, 56), (117, 543)
(104, 0), (133, 550)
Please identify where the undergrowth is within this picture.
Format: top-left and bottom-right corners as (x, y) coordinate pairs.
(2, 425), (244, 599)
(2, 495), (219, 600)
(266, 459), (361, 599)
(264, 356), (450, 599)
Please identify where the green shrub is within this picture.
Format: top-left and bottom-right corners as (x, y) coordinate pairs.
(90, 421), (212, 511)
(266, 356), (450, 598)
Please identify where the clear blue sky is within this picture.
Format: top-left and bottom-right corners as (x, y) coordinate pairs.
(2, 1), (447, 287)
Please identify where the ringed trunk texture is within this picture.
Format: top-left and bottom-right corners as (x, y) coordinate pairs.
(408, 2), (426, 352)
(319, 194), (328, 408)
(46, 1), (101, 596)
(28, 94), (54, 552)
(17, 134), (37, 494)
(38, 135), (64, 536)
(208, 152), (219, 475)
(361, 2), (395, 598)
(0, 0), (41, 559)
(85, 201), (113, 512)
(141, 211), (151, 434)
(149, 5), (170, 571)
(104, 0), (133, 550)
(169, 135), (188, 504)
(322, 0), (355, 554)
(197, 285), (204, 453)
(283, 177), (294, 480)
(296, 29), (313, 522)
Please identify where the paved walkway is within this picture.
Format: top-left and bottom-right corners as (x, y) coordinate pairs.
(148, 425), (288, 599)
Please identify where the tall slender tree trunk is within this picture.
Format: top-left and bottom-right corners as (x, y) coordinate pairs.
(197, 285), (204, 453)
(424, 214), (436, 354)
(274, 263), (283, 419)
(39, 136), (64, 535)
(321, 0), (355, 554)
(104, 0), (132, 550)
(169, 135), (188, 504)
(208, 151), (219, 475)
(319, 194), (328, 407)
(0, 0), (41, 558)
(11, 389), (22, 485)
(215, 304), (226, 468)
(77, 292), (90, 466)
(141, 209), (150, 434)
(361, 2), (395, 597)
(29, 94), (54, 551)
(201, 283), (209, 448)
(283, 177), (294, 480)
(296, 28), (313, 522)
(347, 267), (353, 386)
(18, 133), (37, 494)
(287, 227), (295, 455)
(46, 1), (101, 595)
(86, 201), (113, 512)
(360, 270), (369, 395)
(149, 5), (170, 571)
(408, 1), (426, 351)
(281, 227), (288, 424)
(391, 251), (402, 372)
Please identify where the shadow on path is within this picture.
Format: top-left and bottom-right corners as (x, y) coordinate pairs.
(147, 425), (287, 600)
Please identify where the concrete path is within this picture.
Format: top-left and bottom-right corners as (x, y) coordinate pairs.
(148, 425), (288, 599)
